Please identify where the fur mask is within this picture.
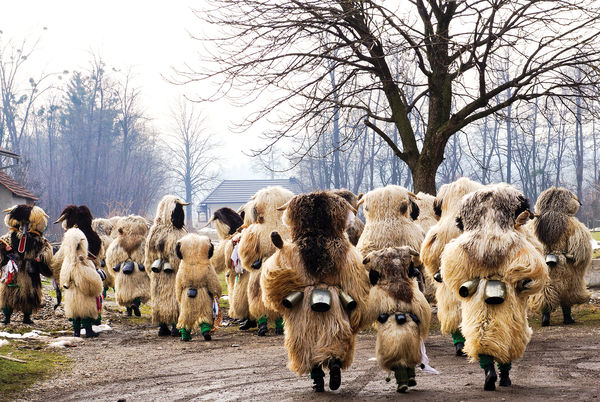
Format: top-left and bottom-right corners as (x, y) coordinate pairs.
(4, 204), (49, 233)
(533, 187), (581, 247)
(362, 246), (420, 303)
(154, 195), (189, 229)
(175, 233), (214, 264)
(357, 185), (419, 222)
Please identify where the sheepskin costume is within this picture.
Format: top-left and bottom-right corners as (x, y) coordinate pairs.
(92, 218), (116, 290)
(363, 246), (431, 393)
(527, 187), (592, 326)
(356, 185), (425, 257)
(238, 186), (293, 336)
(262, 191), (371, 392)
(175, 234), (222, 341)
(420, 177), (484, 355)
(105, 215), (150, 316)
(332, 189), (364, 246)
(145, 195), (188, 337)
(440, 184), (548, 391)
(414, 192), (437, 233)
(59, 228), (104, 338)
(0, 205), (53, 325)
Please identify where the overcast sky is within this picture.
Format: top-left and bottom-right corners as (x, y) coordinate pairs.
(0, 0), (268, 180)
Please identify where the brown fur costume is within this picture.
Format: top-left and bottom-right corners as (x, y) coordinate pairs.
(356, 185), (425, 257)
(144, 195), (188, 325)
(414, 192), (437, 234)
(175, 234), (222, 331)
(363, 247), (431, 372)
(261, 191), (371, 376)
(59, 228), (103, 320)
(238, 186), (293, 323)
(420, 177), (484, 335)
(440, 184), (548, 364)
(332, 189), (364, 246)
(0, 205), (53, 321)
(92, 218), (116, 288)
(105, 215), (150, 307)
(527, 187), (592, 314)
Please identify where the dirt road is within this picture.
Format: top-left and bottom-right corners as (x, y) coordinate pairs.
(11, 295), (600, 402)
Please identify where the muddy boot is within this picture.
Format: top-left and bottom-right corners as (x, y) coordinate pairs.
(541, 311), (550, 327)
(455, 342), (466, 357)
(158, 323), (170, 336)
(171, 324), (179, 337)
(126, 307), (133, 316)
(407, 367), (417, 387)
(2, 307), (12, 324)
(274, 317), (284, 335)
(23, 313), (33, 325)
(72, 318), (81, 337)
(562, 306), (575, 325)
(498, 363), (512, 387)
(83, 319), (98, 338)
(310, 365), (325, 392)
(239, 318), (257, 330)
(393, 366), (409, 393)
(257, 316), (268, 336)
(179, 327), (191, 342)
(132, 298), (141, 317)
(201, 323), (212, 341)
(480, 355), (497, 391)
(328, 359), (342, 391)
(452, 330), (466, 357)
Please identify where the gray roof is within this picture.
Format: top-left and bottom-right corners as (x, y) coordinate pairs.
(199, 178), (304, 205)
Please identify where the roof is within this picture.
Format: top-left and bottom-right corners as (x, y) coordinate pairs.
(0, 171), (38, 200)
(199, 178), (304, 205)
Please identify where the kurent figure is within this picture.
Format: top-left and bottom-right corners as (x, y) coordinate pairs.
(238, 186), (293, 336)
(441, 184), (548, 391)
(331, 189), (364, 246)
(363, 246), (431, 393)
(145, 195), (188, 337)
(262, 191), (370, 392)
(356, 185), (425, 256)
(528, 187), (592, 326)
(105, 215), (150, 316)
(0, 205), (53, 325)
(420, 177), (484, 356)
(92, 217), (116, 296)
(59, 228), (104, 337)
(175, 234), (222, 341)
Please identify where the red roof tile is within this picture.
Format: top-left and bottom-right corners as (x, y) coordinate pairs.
(0, 171), (38, 200)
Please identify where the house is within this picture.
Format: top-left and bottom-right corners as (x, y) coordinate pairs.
(197, 178), (304, 226)
(0, 148), (38, 211)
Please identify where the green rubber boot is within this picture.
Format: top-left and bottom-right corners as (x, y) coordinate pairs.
(2, 306), (13, 324)
(275, 317), (284, 335)
(257, 315), (268, 336)
(200, 322), (212, 341)
(179, 327), (191, 341)
(479, 354), (497, 391)
(452, 330), (466, 356)
(72, 318), (81, 337)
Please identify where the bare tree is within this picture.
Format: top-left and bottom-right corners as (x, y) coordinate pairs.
(179, 0), (600, 193)
(166, 99), (220, 227)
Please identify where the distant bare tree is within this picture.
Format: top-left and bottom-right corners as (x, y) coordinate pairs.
(181, 0), (600, 194)
(166, 99), (220, 227)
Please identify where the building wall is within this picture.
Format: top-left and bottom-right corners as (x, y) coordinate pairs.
(0, 188), (30, 212)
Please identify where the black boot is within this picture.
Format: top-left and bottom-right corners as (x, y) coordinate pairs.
(541, 311), (550, 327)
(1, 307), (11, 324)
(499, 368), (511, 387)
(328, 359), (342, 391)
(239, 318), (257, 330)
(455, 342), (466, 357)
(171, 324), (179, 337)
(275, 327), (284, 335)
(84, 320), (99, 338)
(23, 313), (33, 325)
(562, 306), (575, 325)
(393, 366), (408, 393)
(484, 364), (497, 391)
(132, 299), (141, 317)
(257, 322), (268, 336)
(158, 323), (170, 336)
(310, 365), (325, 392)
(407, 367), (417, 387)
(73, 318), (81, 337)
(126, 307), (133, 316)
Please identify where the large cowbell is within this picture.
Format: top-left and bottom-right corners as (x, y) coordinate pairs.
(484, 280), (506, 305)
(310, 288), (332, 312)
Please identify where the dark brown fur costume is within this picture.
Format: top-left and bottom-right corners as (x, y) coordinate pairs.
(0, 205), (53, 316)
(261, 191), (371, 375)
(332, 189), (364, 246)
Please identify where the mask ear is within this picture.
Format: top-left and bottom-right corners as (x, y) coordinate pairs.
(175, 242), (183, 260)
(369, 269), (380, 286)
(456, 216), (464, 231)
(208, 242), (214, 259)
(515, 195), (531, 220)
(433, 198), (442, 218)
(271, 231), (283, 249)
(410, 200), (420, 220)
